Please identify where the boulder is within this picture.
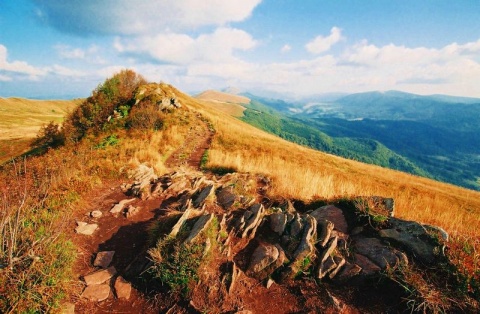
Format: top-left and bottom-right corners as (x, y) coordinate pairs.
(83, 266), (117, 286)
(93, 251), (115, 268)
(75, 221), (98, 235)
(354, 237), (408, 269)
(247, 242), (279, 277)
(379, 218), (447, 264)
(333, 262), (361, 282)
(289, 213), (303, 238)
(310, 205), (348, 233)
(328, 256), (346, 279)
(269, 212), (287, 235)
(216, 187), (237, 209)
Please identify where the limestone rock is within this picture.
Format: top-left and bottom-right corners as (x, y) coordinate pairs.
(110, 198), (135, 214)
(247, 242), (279, 275)
(354, 237), (408, 269)
(83, 266), (117, 286)
(93, 251), (115, 268)
(75, 221), (98, 235)
(81, 284), (110, 301)
(269, 212), (287, 235)
(310, 205), (348, 233)
(169, 207), (193, 238)
(184, 213), (215, 244)
(114, 276), (132, 299)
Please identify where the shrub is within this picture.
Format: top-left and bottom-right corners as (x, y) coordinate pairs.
(31, 121), (65, 149)
(126, 100), (164, 130)
(63, 69), (146, 143)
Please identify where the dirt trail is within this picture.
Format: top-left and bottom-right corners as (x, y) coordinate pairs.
(166, 113), (213, 170)
(70, 114), (214, 313)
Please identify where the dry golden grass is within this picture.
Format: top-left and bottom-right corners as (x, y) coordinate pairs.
(195, 90), (250, 104)
(192, 97), (480, 239)
(0, 98), (80, 163)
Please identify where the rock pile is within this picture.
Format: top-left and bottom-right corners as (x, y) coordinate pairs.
(75, 165), (450, 309)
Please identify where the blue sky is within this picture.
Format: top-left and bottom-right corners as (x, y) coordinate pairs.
(1, 0), (479, 99)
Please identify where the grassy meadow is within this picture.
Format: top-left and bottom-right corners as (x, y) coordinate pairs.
(0, 98), (80, 163)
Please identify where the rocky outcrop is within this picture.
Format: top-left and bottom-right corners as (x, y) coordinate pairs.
(134, 83), (182, 111)
(85, 168), (451, 310)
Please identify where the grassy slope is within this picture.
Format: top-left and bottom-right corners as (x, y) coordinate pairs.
(194, 97), (480, 239)
(0, 97), (80, 163)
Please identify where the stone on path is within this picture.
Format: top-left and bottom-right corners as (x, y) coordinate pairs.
(89, 210), (103, 218)
(81, 284), (110, 302)
(114, 276), (132, 299)
(110, 198), (136, 214)
(93, 251), (115, 268)
(83, 266), (117, 286)
(75, 221), (98, 235)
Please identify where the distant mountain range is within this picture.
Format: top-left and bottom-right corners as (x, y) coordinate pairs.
(200, 89), (480, 190)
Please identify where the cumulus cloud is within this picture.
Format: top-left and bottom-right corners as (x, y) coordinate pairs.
(33, 0), (261, 35)
(306, 27), (344, 54)
(114, 27), (257, 64)
(0, 44), (47, 79)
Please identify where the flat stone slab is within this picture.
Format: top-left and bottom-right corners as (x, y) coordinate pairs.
(83, 266), (117, 286)
(216, 187), (236, 209)
(114, 276), (132, 299)
(193, 184), (214, 208)
(81, 284), (110, 301)
(93, 251), (115, 268)
(184, 213), (214, 244)
(75, 222), (98, 235)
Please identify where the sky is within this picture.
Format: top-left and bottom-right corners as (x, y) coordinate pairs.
(1, 0), (480, 99)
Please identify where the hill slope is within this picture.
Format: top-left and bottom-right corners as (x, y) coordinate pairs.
(2, 73), (479, 313)
(0, 97), (79, 163)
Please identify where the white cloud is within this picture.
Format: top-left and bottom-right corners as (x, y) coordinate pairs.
(33, 0), (262, 35)
(114, 27), (257, 64)
(281, 44), (291, 53)
(306, 27), (344, 54)
(0, 44), (47, 78)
